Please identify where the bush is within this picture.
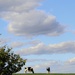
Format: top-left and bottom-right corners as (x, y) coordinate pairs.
(0, 46), (26, 75)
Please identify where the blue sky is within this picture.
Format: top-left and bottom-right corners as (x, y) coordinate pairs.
(0, 0), (75, 73)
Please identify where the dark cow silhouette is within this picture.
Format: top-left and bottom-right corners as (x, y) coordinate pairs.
(46, 67), (50, 73)
(25, 67), (34, 74)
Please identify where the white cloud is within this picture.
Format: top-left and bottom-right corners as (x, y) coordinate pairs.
(10, 41), (25, 48)
(0, 0), (43, 12)
(27, 59), (51, 62)
(9, 40), (41, 49)
(26, 40), (41, 46)
(0, 38), (9, 46)
(65, 57), (75, 65)
(16, 41), (75, 55)
(0, 0), (65, 37)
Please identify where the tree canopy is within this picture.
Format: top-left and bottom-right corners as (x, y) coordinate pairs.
(0, 46), (26, 75)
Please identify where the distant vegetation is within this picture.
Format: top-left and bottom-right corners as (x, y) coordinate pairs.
(0, 46), (26, 75)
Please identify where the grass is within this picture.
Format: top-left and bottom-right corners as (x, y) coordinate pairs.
(13, 73), (75, 75)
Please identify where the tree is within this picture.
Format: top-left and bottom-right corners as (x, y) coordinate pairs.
(0, 46), (26, 75)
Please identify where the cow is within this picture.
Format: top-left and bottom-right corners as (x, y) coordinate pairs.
(46, 67), (50, 73)
(25, 67), (34, 74)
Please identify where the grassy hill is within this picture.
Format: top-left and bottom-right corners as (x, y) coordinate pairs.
(13, 73), (75, 75)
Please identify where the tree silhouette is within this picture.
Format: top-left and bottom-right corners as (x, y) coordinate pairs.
(0, 46), (26, 75)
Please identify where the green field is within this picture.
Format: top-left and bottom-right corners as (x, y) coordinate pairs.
(13, 73), (75, 75)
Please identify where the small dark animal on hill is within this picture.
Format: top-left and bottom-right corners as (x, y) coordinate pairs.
(46, 67), (50, 73)
(25, 67), (34, 74)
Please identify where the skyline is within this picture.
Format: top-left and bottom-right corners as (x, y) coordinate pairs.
(0, 0), (75, 73)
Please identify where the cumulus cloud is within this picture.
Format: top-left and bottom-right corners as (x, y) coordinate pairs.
(0, 38), (9, 46)
(26, 40), (41, 46)
(65, 57), (75, 65)
(16, 41), (75, 55)
(10, 41), (25, 48)
(27, 59), (51, 62)
(0, 0), (65, 37)
(9, 40), (41, 48)
(0, 0), (43, 12)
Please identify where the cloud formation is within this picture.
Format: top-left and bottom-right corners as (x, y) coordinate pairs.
(10, 41), (25, 48)
(16, 41), (75, 55)
(0, 0), (42, 12)
(0, 38), (9, 46)
(0, 0), (65, 37)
